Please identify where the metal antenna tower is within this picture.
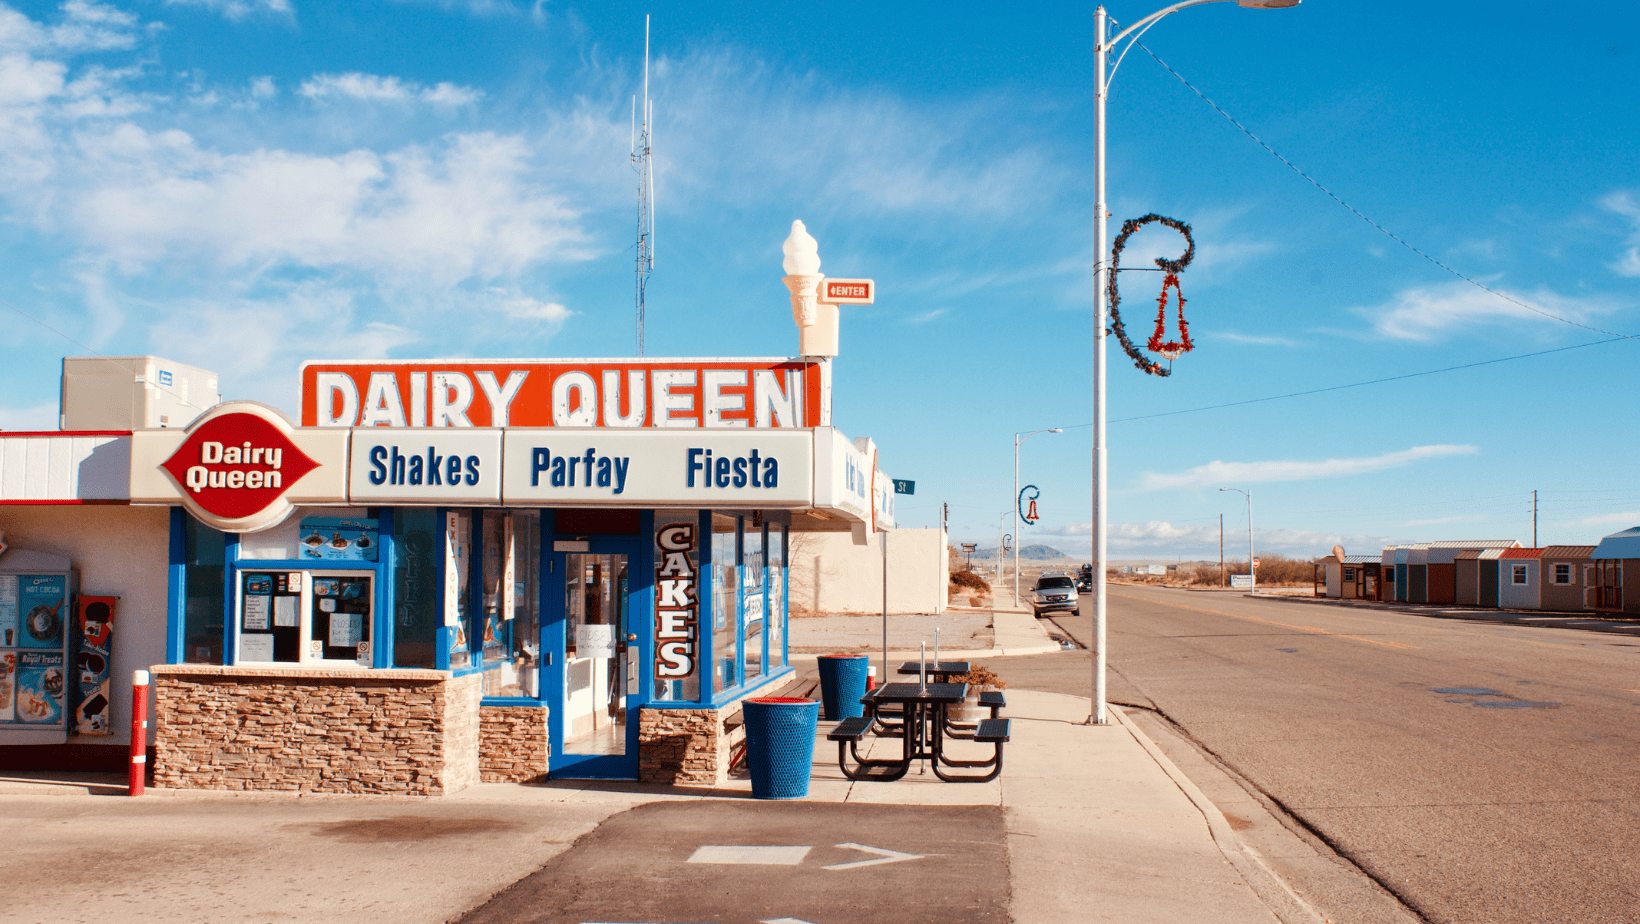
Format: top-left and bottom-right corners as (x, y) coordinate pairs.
(631, 15), (655, 356)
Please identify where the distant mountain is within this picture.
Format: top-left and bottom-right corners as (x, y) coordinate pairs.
(966, 544), (1070, 561)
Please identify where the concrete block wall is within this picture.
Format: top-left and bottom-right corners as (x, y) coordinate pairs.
(479, 705), (549, 783)
(152, 665), (481, 796)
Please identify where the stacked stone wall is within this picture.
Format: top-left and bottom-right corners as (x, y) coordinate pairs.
(479, 705), (550, 783)
(152, 665), (479, 796)
(638, 707), (724, 786)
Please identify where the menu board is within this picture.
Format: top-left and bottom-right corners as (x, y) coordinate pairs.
(0, 575), (17, 649)
(299, 517), (380, 562)
(0, 570), (72, 738)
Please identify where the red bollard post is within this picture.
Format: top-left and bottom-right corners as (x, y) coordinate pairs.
(129, 669), (149, 797)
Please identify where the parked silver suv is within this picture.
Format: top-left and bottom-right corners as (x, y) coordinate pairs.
(1032, 573), (1078, 618)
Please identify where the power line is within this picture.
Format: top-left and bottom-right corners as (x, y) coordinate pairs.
(1135, 41), (1640, 342)
(1110, 337), (1625, 424)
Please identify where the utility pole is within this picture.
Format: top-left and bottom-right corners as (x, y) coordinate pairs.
(1533, 490), (1538, 548)
(1219, 514), (1225, 587)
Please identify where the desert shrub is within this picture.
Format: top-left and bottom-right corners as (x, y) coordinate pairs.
(956, 665), (1006, 690)
(951, 570), (991, 592)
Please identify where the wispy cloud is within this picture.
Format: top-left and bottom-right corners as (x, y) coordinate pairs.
(165, 0), (293, 21)
(1403, 515), (1480, 527)
(1141, 444), (1477, 490)
(299, 73), (482, 107)
(1556, 510), (1640, 531)
(1352, 280), (1614, 342)
(1605, 191), (1640, 277)
(0, 2), (141, 53)
(1041, 520), (1397, 559)
(904, 308), (948, 325)
(1215, 331), (1298, 347)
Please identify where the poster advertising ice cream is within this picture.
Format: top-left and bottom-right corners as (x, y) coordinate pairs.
(0, 652), (15, 723)
(0, 574), (18, 648)
(15, 651), (65, 725)
(17, 575), (66, 650)
(76, 596), (116, 736)
(299, 517), (379, 562)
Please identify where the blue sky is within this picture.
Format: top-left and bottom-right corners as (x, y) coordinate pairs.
(1, 0), (1637, 560)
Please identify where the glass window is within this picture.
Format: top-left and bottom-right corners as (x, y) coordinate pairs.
(711, 515), (737, 694)
(507, 511), (541, 697)
(768, 524), (786, 669)
(182, 513), (225, 664)
(481, 510), (509, 664)
(392, 509), (439, 668)
(743, 522), (765, 681)
(1513, 565), (1528, 585)
(1554, 564), (1571, 584)
(447, 511), (473, 669)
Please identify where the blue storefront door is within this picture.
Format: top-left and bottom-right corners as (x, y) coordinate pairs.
(544, 537), (646, 778)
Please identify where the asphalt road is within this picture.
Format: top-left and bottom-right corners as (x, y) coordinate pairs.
(1017, 584), (1640, 924)
(456, 801), (1008, 924)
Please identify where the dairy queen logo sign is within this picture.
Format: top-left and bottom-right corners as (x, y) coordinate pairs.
(160, 403), (320, 532)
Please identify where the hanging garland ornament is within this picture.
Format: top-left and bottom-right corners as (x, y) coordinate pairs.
(1107, 213), (1196, 377)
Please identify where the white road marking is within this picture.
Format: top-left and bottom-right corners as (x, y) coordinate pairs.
(822, 842), (925, 870)
(686, 845), (812, 865)
(761, 919), (822, 924)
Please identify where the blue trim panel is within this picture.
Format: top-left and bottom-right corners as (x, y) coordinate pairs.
(166, 507), (186, 664)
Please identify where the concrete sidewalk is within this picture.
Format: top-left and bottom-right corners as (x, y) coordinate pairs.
(0, 687), (1315, 924)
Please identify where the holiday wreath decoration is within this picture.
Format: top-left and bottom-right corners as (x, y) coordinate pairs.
(1107, 213), (1196, 377)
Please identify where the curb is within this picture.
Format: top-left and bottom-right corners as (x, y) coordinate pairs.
(1112, 707), (1326, 924)
(1254, 593), (1640, 637)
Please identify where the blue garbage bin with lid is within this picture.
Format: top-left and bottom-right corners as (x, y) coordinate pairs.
(742, 697), (820, 799)
(816, 654), (870, 720)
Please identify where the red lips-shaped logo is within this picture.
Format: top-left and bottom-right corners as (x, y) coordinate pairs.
(160, 412), (319, 520)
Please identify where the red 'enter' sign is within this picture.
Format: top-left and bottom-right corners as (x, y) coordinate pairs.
(821, 278), (874, 304)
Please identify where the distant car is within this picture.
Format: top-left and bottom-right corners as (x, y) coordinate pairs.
(1032, 573), (1078, 618)
(1076, 563), (1093, 593)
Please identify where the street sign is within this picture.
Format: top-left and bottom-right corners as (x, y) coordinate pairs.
(818, 278), (874, 304)
(1252, 558), (1261, 569)
(961, 543), (976, 552)
(1231, 574), (1253, 589)
(893, 479), (914, 495)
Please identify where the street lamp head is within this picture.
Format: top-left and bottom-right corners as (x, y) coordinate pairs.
(1048, 428), (1063, 433)
(1236, 0), (1300, 7)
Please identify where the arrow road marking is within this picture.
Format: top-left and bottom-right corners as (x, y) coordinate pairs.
(822, 842), (925, 871)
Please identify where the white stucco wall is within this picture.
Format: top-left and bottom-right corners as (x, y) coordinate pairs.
(788, 527), (948, 615)
(0, 505), (171, 745)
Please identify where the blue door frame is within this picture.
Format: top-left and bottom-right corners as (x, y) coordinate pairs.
(543, 534), (650, 779)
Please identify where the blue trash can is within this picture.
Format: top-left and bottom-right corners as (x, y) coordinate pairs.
(743, 697), (820, 800)
(816, 655), (870, 721)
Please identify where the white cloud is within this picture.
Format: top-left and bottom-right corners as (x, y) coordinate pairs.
(1140, 444), (1477, 490)
(0, 2), (140, 54)
(1556, 510), (1640, 531)
(1353, 280), (1612, 342)
(249, 76), (275, 99)
(1040, 519), (1397, 559)
(299, 72), (483, 107)
(1604, 191), (1640, 277)
(498, 294), (571, 323)
(1215, 331), (1297, 347)
(905, 308), (948, 325)
(164, 0), (292, 21)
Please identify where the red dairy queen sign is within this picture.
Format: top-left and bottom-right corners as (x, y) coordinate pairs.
(299, 359), (824, 429)
(161, 410), (319, 528)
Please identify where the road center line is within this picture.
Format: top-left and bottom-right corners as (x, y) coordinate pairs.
(1112, 592), (1419, 650)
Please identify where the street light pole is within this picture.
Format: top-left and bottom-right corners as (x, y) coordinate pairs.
(1220, 487), (1254, 593)
(1091, 0), (1297, 725)
(1014, 427), (1063, 608)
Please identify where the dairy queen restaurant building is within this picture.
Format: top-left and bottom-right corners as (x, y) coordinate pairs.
(0, 224), (906, 795)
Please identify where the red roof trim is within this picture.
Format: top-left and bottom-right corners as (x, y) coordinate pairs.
(0, 499), (130, 506)
(1499, 548), (1542, 558)
(0, 430), (133, 438)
